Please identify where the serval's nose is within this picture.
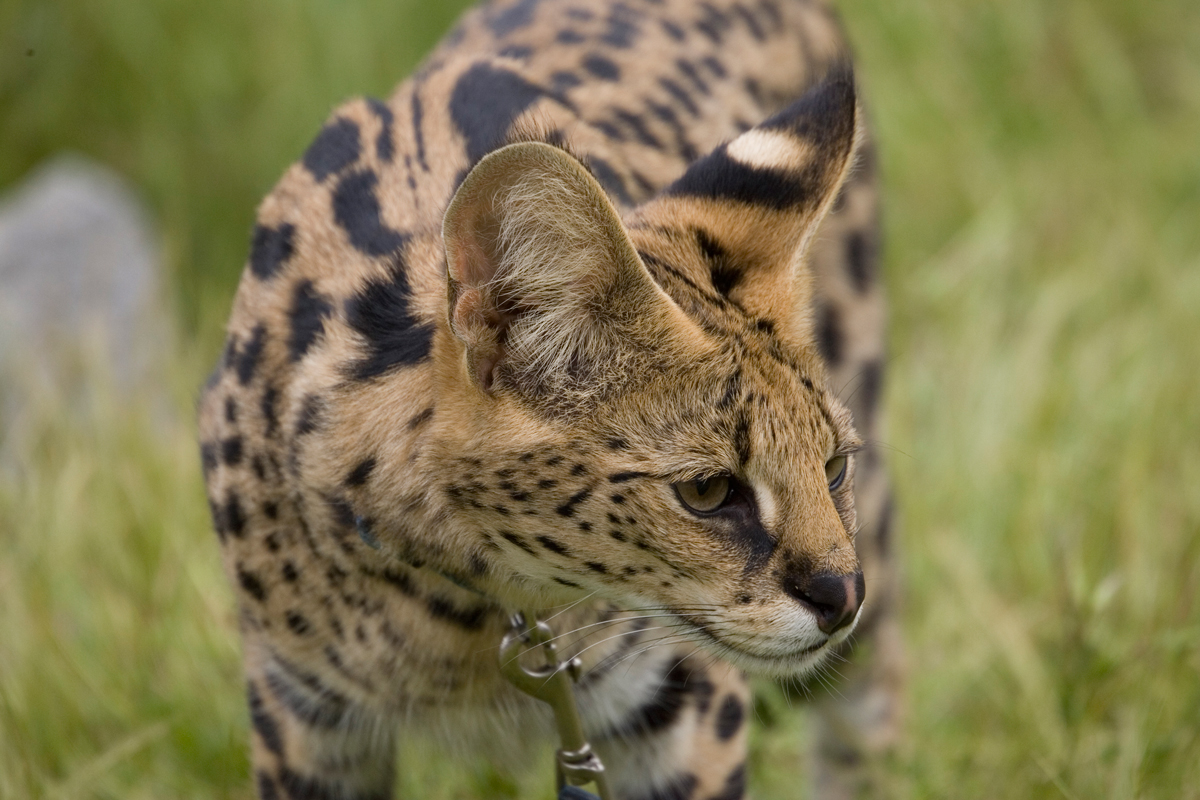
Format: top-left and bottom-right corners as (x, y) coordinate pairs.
(783, 570), (865, 635)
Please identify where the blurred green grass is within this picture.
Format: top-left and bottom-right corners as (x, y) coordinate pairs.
(1, 0), (1198, 797)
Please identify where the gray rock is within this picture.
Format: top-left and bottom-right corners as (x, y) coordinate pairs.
(0, 155), (172, 425)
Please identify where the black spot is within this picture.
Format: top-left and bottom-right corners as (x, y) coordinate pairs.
(264, 502), (279, 521)
(602, 8), (640, 48)
(224, 396), (238, 423)
(287, 281), (333, 362)
(247, 685), (284, 755)
(696, 229), (741, 295)
(261, 386), (279, 437)
(286, 611), (312, 635)
(585, 561), (608, 574)
(249, 223), (295, 280)
(613, 108), (662, 149)
(733, 415), (751, 466)
(379, 566), (416, 596)
(265, 659), (351, 731)
(426, 596), (488, 630)
(538, 479), (558, 489)
(557, 28), (586, 44)
(551, 70), (582, 91)
(279, 768), (389, 800)
(660, 19), (686, 40)
(410, 91), (428, 171)
(450, 63), (546, 163)
(556, 488), (592, 517)
(607, 437), (628, 450)
(332, 169), (408, 257)
(578, 521), (593, 531)
(846, 229), (875, 293)
(488, 0), (540, 36)
(303, 117), (361, 181)
(588, 157), (632, 205)
(858, 359), (884, 425)
(647, 101), (698, 161)
(200, 443), (218, 476)
(716, 369), (742, 409)
(408, 406), (434, 429)
(611, 494), (626, 504)
(366, 97), (395, 162)
(282, 561), (299, 582)
(221, 436), (243, 466)
(715, 694), (745, 740)
(345, 255), (434, 378)
(702, 54), (728, 78)
(743, 76), (765, 106)
(327, 496), (356, 528)
(676, 59), (710, 95)
(732, 2), (765, 40)
(598, 659), (700, 739)
(238, 567), (267, 602)
(709, 764), (747, 800)
(816, 303), (842, 367)
(295, 394), (323, 436)
(609, 471), (648, 483)
(235, 324), (268, 385)
(500, 530), (536, 554)
(570, 463), (587, 476)
(256, 771), (280, 800)
(695, 2), (727, 43)
(554, 577), (582, 588)
(536, 535), (569, 555)
(582, 53), (620, 81)
(221, 492), (247, 538)
(345, 457), (376, 487)
(657, 78), (699, 119)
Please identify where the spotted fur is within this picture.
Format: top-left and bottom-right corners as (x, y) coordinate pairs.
(199, 1), (900, 797)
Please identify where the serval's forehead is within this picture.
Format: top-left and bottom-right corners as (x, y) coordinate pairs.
(609, 343), (838, 471)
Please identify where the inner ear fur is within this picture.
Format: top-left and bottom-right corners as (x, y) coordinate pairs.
(443, 141), (699, 397)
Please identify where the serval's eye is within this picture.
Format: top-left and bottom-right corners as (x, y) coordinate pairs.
(825, 455), (848, 491)
(674, 475), (732, 515)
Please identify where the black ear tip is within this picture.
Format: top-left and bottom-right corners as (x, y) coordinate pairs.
(822, 57), (857, 94)
(804, 57), (857, 120)
(759, 57), (857, 149)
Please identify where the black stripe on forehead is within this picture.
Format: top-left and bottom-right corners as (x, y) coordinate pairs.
(733, 411), (751, 467)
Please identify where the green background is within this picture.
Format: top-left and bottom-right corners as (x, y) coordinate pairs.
(2, 0), (1198, 796)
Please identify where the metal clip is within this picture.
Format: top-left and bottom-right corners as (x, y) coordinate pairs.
(499, 611), (613, 800)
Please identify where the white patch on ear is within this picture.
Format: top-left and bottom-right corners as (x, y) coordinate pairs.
(726, 130), (814, 172)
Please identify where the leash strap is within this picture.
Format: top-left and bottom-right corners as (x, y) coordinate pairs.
(499, 611), (613, 800)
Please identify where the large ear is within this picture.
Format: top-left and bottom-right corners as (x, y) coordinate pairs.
(443, 141), (696, 399)
(634, 63), (860, 334)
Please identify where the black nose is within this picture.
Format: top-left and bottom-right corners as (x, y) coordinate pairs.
(782, 570), (864, 635)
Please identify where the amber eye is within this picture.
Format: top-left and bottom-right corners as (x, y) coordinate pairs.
(825, 455), (848, 491)
(674, 475), (732, 514)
